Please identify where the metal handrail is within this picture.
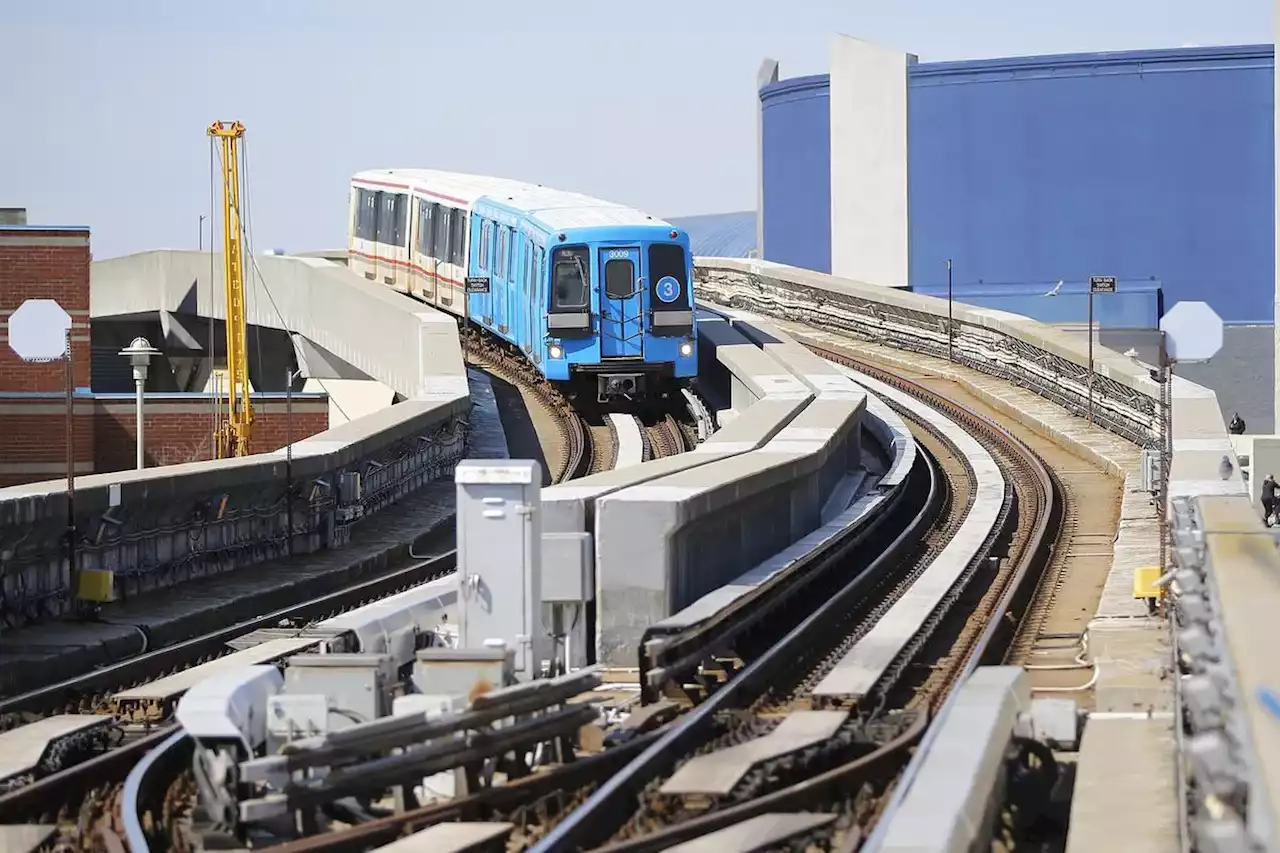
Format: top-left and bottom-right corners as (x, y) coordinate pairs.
(599, 281), (647, 351)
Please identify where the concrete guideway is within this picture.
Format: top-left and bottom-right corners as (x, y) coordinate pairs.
(809, 363), (1005, 701)
(91, 250), (467, 400)
(0, 250), (473, 629)
(591, 310), (868, 667)
(693, 256), (1277, 851)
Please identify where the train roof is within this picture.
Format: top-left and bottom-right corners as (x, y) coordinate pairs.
(351, 169), (673, 232)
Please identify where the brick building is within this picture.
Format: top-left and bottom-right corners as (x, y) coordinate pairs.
(0, 210), (328, 487)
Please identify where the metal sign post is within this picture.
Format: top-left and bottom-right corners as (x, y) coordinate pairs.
(946, 259), (954, 363)
(285, 367), (297, 557)
(1087, 276), (1117, 424)
(63, 329), (75, 582)
(6, 299), (77, 604)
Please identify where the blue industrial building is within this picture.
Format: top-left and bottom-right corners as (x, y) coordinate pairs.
(757, 44), (1274, 327)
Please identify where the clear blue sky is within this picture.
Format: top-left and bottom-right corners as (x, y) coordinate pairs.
(1, 0), (1272, 259)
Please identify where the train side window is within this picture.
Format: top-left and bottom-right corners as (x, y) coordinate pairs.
(534, 246), (545, 316)
(356, 189), (376, 241)
(436, 206), (452, 264)
(477, 220), (489, 271)
(497, 228), (508, 279)
(419, 202), (436, 257)
(509, 228), (518, 281)
(374, 191), (388, 244)
(450, 211), (465, 266)
(377, 192), (405, 247)
(393, 194), (407, 247)
(550, 246), (590, 311)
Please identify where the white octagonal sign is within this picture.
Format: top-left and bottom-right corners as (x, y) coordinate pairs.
(1160, 300), (1223, 363)
(7, 299), (72, 362)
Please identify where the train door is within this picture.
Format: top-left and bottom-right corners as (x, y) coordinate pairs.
(517, 240), (530, 351)
(531, 246), (543, 363)
(494, 227), (508, 334)
(598, 247), (644, 358)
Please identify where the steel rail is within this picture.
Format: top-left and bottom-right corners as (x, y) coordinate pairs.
(812, 347), (1062, 852)
(461, 333), (590, 483)
(0, 725), (177, 821)
(584, 711), (931, 853)
(0, 547), (458, 718)
(638, 444), (916, 700)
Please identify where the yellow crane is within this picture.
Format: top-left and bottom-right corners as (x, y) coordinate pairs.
(208, 120), (254, 458)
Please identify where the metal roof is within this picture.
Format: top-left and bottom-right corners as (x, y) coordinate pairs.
(668, 211), (756, 258)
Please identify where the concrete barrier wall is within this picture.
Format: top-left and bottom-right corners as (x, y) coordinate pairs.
(0, 394), (469, 620)
(541, 312), (815, 669)
(92, 251), (468, 400)
(696, 258), (1160, 446)
(594, 388), (866, 667)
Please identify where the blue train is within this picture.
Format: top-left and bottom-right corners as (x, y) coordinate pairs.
(347, 169), (698, 402)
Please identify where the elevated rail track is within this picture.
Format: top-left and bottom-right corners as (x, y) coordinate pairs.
(0, 251), (1270, 852)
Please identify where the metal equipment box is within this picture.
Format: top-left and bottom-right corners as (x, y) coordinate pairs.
(265, 693), (329, 755)
(455, 460), (545, 679)
(282, 653), (396, 727)
(412, 647), (512, 705)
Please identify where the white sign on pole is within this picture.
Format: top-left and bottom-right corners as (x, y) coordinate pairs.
(1159, 301), (1224, 363)
(7, 299), (72, 362)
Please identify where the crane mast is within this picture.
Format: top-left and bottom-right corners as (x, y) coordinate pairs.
(208, 120), (254, 458)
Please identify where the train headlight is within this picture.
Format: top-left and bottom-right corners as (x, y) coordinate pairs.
(679, 341), (694, 357)
(549, 344), (564, 359)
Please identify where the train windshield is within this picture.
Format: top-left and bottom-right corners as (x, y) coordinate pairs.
(551, 247), (590, 311)
(648, 243), (690, 310)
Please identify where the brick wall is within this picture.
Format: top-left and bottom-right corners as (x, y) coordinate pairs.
(94, 394), (330, 473)
(0, 228), (92, 392)
(0, 397), (96, 488)
(0, 227), (94, 486)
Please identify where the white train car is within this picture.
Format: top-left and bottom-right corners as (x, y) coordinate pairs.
(349, 169), (525, 315)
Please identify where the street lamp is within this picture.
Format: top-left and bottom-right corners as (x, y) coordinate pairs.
(119, 337), (160, 470)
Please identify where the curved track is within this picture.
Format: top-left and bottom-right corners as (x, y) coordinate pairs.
(0, 541), (458, 847)
(206, 353), (1061, 853)
(30, 343), (1067, 853)
(461, 331), (592, 483)
(527, 350), (1061, 852)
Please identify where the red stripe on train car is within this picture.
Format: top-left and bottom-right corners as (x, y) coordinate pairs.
(348, 248), (465, 287)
